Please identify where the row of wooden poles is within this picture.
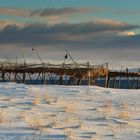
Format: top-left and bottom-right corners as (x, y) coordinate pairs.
(0, 62), (108, 86)
(0, 48), (140, 88)
(1, 62), (140, 88)
(104, 68), (140, 89)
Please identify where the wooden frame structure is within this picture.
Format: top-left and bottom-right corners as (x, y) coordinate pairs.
(0, 62), (108, 85)
(0, 61), (140, 89)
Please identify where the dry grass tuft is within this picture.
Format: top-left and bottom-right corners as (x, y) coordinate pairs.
(119, 99), (128, 110)
(64, 128), (74, 140)
(25, 116), (45, 132)
(44, 92), (49, 101)
(32, 95), (40, 105)
(98, 100), (113, 118)
(118, 99), (130, 120)
(63, 103), (76, 113)
(118, 111), (129, 120)
(46, 116), (58, 128)
(0, 109), (4, 124)
(58, 98), (77, 113)
(0, 109), (15, 127)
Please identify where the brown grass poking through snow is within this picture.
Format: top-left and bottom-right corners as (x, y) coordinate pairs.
(119, 99), (128, 110)
(58, 97), (77, 113)
(0, 109), (15, 127)
(32, 95), (40, 105)
(118, 111), (129, 120)
(47, 115), (58, 128)
(97, 100), (113, 119)
(64, 128), (74, 140)
(118, 99), (130, 120)
(0, 109), (4, 124)
(25, 115), (45, 132)
(44, 92), (49, 101)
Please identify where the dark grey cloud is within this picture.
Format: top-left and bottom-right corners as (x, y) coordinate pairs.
(0, 7), (95, 18)
(0, 21), (138, 45)
(0, 21), (140, 64)
(30, 7), (99, 17)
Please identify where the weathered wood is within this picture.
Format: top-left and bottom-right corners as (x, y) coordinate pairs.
(2, 70), (5, 82)
(136, 76), (139, 89)
(105, 63), (109, 87)
(0, 61), (140, 88)
(112, 76), (116, 88)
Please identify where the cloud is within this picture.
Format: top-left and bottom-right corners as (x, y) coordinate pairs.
(0, 7), (30, 17)
(0, 7), (96, 18)
(118, 31), (135, 36)
(0, 20), (138, 44)
(31, 7), (99, 17)
(0, 7), (105, 25)
(0, 7), (139, 65)
(0, 19), (139, 63)
(0, 20), (25, 29)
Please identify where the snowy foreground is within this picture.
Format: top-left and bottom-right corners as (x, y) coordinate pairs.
(0, 83), (140, 140)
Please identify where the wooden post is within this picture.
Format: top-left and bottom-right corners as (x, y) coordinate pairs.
(87, 62), (91, 85)
(14, 57), (17, 82)
(2, 64), (5, 82)
(106, 76), (110, 88)
(119, 66), (123, 89)
(34, 73), (41, 84)
(136, 76), (139, 89)
(126, 68), (130, 89)
(42, 64), (45, 84)
(77, 78), (81, 85)
(112, 76), (116, 88)
(105, 63), (109, 87)
(28, 73), (33, 85)
(88, 70), (91, 85)
(68, 77), (73, 85)
(8, 73), (11, 81)
(23, 71), (26, 84)
(14, 72), (17, 82)
(59, 75), (63, 85)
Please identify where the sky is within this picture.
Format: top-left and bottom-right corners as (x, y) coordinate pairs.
(0, 0), (140, 68)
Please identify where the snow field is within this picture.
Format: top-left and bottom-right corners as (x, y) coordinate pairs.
(0, 83), (140, 140)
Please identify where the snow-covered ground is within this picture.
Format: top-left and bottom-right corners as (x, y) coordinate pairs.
(0, 82), (140, 140)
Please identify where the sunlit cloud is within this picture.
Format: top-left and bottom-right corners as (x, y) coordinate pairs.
(0, 7), (31, 17)
(93, 18), (127, 26)
(118, 31), (136, 36)
(0, 20), (25, 30)
(0, 19), (138, 46)
(0, 6), (107, 25)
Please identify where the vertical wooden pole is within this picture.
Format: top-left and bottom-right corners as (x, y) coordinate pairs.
(136, 76), (139, 89)
(23, 71), (26, 84)
(2, 64), (5, 82)
(42, 65), (45, 84)
(8, 73), (11, 81)
(105, 63), (109, 87)
(14, 57), (17, 82)
(106, 76), (110, 88)
(59, 75), (63, 85)
(87, 62), (91, 85)
(113, 76), (116, 88)
(119, 66), (123, 88)
(77, 79), (81, 85)
(119, 76), (121, 89)
(126, 68), (130, 89)
(88, 70), (91, 85)
(28, 73), (32, 85)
